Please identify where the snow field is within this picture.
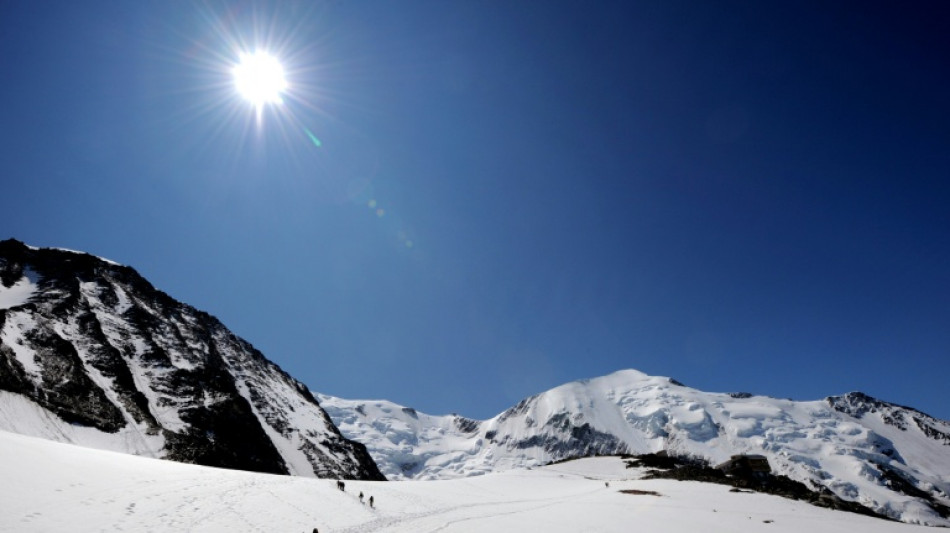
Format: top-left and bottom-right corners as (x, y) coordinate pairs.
(1, 430), (919, 533)
(0, 267), (38, 310)
(321, 369), (950, 525)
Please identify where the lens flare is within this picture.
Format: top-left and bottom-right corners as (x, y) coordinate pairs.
(304, 127), (322, 147)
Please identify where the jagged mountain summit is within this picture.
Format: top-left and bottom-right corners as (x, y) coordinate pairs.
(0, 239), (384, 480)
(4, 239), (950, 526)
(319, 369), (950, 526)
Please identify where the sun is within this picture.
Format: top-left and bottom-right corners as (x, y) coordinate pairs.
(233, 51), (288, 108)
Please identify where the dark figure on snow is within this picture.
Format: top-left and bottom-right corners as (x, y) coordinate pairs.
(605, 481), (610, 488)
(313, 529), (319, 533)
(369, 495), (374, 508)
(337, 480), (345, 491)
(359, 491), (364, 504)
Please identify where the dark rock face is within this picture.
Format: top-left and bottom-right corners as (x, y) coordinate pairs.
(829, 392), (912, 428)
(829, 391), (950, 446)
(453, 416), (480, 434)
(533, 413), (629, 457)
(877, 463), (950, 519)
(0, 239), (384, 480)
(632, 452), (888, 521)
(492, 401), (630, 459)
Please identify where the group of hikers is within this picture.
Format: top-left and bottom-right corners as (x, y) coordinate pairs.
(312, 481), (376, 533)
(335, 479), (374, 508)
(314, 477), (615, 532)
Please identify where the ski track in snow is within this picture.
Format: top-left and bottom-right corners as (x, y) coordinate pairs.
(334, 481), (603, 533)
(4, 430), (924, 532)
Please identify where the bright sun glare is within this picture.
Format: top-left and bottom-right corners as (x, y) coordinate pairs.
(233, 52), (287, 108)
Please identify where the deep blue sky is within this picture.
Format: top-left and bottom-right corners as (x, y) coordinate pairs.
(2, 1), (948, 420)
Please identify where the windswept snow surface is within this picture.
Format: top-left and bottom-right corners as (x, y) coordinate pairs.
(1, 429), (919, 533)
(320, 369), (950, 526)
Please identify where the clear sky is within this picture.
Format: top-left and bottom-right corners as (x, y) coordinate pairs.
(1, 1), (948, 421)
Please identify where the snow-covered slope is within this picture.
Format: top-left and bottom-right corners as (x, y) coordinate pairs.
(321, 369), (950, 526)
(1, 429), (917, 532)
(5, 238), (948, 526)
(0, 239), (383, 480)
(318, 394), (487, 479)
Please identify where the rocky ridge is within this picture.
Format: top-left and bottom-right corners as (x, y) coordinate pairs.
(0, 239), (383, 480)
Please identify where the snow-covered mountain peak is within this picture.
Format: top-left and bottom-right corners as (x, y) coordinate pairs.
(0, 239), (383, 480)
(322, 369), (950, 526)
(3, 239), (949, 526)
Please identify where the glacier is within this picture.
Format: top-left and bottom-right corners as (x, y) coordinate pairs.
(3, 238), (949, 526)
(321, 369), (950, 526)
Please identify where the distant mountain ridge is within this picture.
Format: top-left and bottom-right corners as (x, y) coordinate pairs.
(4, 239), (950, 526)
(319, 369), (950, 526)
(0, 239), (384, 480)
